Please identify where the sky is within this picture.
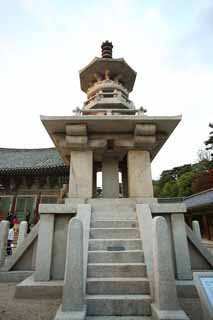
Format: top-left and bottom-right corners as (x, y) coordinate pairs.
(0, 0), (212, 179)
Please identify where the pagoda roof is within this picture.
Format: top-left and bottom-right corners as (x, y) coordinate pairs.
(0, 148), (67, 175)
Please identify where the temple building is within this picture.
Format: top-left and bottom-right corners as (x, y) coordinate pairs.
(0, 148), (69, 223)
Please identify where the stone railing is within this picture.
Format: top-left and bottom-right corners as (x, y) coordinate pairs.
(54, 204), (91, 320)
(0, 220), (29, 268)
(136, 204), (190, 319)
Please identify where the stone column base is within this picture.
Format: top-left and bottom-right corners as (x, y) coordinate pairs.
(55, 305), (86, 320)
(151, 304), (189, 320)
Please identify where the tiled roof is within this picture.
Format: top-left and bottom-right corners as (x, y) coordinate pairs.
(0, 148), (66, 173)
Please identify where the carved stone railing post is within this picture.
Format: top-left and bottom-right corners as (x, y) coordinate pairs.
(55, 217), (86, 320)
(151, 216), (189, 320)
(0, 221), (9, 268)
(17, 221), (28, 247)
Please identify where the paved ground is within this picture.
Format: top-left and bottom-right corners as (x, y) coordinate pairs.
(0, 283), (60, 320)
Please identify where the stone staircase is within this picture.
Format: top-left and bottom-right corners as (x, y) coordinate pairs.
(86, 204), (152, 319)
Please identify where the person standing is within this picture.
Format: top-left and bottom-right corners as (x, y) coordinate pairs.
(12, 213), (19, 232)
(7, 224), (14, 256)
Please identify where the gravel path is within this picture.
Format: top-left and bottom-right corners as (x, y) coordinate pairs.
(0, 283), (60, 320)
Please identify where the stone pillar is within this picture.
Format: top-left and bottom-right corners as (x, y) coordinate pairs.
(17, 221), (27, 247)
(69, 150), (93, 198)
(192, 220), (202, 241)
(55, 218), (86, 320)
(127, 150), (153, 198)
(102, 158), (119, 198)
(34, 214), (54, 281)
(151, 216), (189, 320)
(171, 213), (192, 280)
(0, 221), (9, 267)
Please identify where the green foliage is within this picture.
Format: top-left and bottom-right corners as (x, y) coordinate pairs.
(160, 181), (179, 197)
(177, 171), (196, 197)
(154, 123), (213, 198)
(205, 123), (213, 160)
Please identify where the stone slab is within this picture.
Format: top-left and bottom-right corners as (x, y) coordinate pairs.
(194, 271), (213, 320)
(34, 215), (54, 281)
(0, 270), (33, 282)
(151, 303), (189, 320)
(171, 214), (192, 280)
(152, 216), (180, 311)
(15, 275), (63, 299)
(128, 150), (153, 198)
(69, 150), (93, 198)
(39, 204), (78, 214)
(55, 305), (86, 320)
(136, 204), (154, 298)
(150, 203), (187, 213)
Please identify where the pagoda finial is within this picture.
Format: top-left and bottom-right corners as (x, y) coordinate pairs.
(101, 41), (113, 58)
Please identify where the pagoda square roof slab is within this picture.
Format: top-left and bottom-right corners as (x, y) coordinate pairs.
(40, 114), (181, 163)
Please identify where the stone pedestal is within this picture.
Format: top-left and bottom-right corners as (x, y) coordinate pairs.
(69, 151), (93, 198)
(128, 150), (153, 197)
(102, 158), (119, 198)
(34, 214), (54, 281)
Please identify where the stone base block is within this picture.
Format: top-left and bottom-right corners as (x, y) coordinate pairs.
(151, 304), (189, 320)
(0, 271), (33, 282)
(55, 305), (86, 320)
(15, 275), (63, 299)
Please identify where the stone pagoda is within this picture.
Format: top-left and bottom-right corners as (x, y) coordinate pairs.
(41, 41), (181, 200)
(2, 42), (211, 320)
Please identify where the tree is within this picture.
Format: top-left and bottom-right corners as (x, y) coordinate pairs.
(160, 180), (179, 198)
(192, 169), (213, 193)
(177, 171), (196, 197)
(205, 123), (213, 160)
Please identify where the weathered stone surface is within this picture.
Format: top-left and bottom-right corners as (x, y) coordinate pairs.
(102, 158), (119, 198)
(66, 124), (87, 136)
(136, 204), (154, 298)
(34, 215), (54, 281)
(134, 136), (156, 145)
(128, 150), (153, 198)
(153, 216), (180, 310)
(69, 150), (93, 198)
(65, 135), (88, 146)
(17, 221), (28, 247)
(51, 215), (70, 280)
(62, 218), (85, 312)
(77, 204), (91, 294)
(171, 214), (192, 280)
(150, 203), (186, 213)
(152, 216), (189, 319)
(135, 124), (156, 136)
(0, 220), (9, 268)
(192, 220), (202, 241)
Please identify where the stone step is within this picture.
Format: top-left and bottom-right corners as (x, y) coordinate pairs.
(87, 277), (150, 295)
(86, 294), (151, 316)
(88, 250), (144, 263)
(87, 317), (151, 320)
(87, 263), (147, 278)
(90, 228), (140, 239)
(91, 220), (138, 228)
(89, 239), (142, 251)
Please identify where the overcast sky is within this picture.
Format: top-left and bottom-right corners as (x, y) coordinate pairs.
(0, 0), (212, 179)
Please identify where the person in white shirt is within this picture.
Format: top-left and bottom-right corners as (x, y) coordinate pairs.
(7, 224), (14, 256)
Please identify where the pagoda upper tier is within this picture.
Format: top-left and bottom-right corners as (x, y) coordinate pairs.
(79, 41), (137, 111)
